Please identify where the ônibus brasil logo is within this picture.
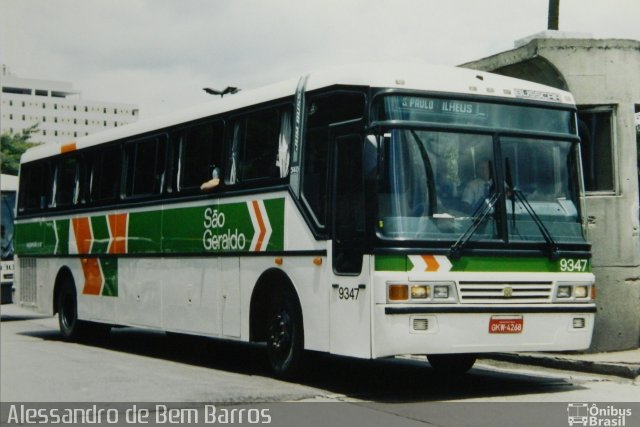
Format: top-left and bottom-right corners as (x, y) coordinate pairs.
(567, 403), (632, 426)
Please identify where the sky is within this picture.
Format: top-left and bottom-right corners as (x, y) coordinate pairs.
(1, 0), (639, 120)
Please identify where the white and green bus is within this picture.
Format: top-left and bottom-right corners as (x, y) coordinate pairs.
(14, 64), (596, 376)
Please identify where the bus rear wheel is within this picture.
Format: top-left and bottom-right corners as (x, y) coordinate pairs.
(57, 279), (111, 341)
(266, 288), (304, 379)
(427, 353), (477, 375)
(57, 279), (86, 341)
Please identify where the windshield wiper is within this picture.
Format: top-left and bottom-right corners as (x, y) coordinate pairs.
(512, 188), (559, 260)
(449, 191), (500, 259)
(504, 157), (558, 260)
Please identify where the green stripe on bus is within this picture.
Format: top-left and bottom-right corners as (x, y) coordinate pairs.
(264, 198), (285, 252)
(450, 257), (558, 272)
(100, 258), (118, 297)
(54, 219), (69, 255)
(374, 254), (407, 272)
(90, 216), (110, 254)
(14, 222), (43, 255)
(14, 197), (286, 256)
(162, 205), (205, 254)
(42, 220), (57, 254)
(375, 255), (591, 273)
(128, 210), (163, 253)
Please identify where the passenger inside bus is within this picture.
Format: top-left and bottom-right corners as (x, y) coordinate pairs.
(200, 166), (221, 191)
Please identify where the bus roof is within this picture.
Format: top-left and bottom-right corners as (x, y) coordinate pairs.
(1, 174), (19, 191)
(20, 63), (575, 164)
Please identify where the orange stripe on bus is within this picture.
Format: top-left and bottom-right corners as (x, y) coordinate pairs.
(421, 255), (440, 272)
(72, 217), (92, 254)
(252, 200), (267, 251)
(108, 213), (128, 254)
(81, 257), (103, 295)
(60, 142), (77, 153)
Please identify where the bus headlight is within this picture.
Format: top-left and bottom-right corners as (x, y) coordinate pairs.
(387, 282), (457, 303)
(555, 283), (594, 301)
(433, 285), (450, 299)
(411, 285), (429, 299)
(557, 285), (572, 298)
(574, 285), (588, 299)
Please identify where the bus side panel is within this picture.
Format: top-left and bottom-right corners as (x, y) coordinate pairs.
(239, 255), (330, 352)
(19, 257), (56, 316)
(327, 248), (372, 359)
(221, 257), (241, 338)
(116, 258), (163, 328)
(161, 258), (222, 336)
(73, 257), (118, 324)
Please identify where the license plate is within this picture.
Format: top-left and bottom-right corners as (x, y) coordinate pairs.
(489, 316), (523, 334)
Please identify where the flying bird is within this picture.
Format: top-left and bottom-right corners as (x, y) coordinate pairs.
(202, 86), (240, 97)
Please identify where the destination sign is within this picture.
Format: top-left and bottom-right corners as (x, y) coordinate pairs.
(375, 95), (573, 134)
(399, 96), (487, 120)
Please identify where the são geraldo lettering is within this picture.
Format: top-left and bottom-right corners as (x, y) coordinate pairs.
(202, 207), (246, 251)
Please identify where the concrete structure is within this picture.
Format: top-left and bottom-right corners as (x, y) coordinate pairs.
(0, 64), (139, 145)
(463, 33), (640, 352)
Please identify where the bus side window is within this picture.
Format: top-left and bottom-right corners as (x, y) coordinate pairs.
(18, 161), (53, 213)
(54, 156), (80, 208)
(88, 145), (122, 204)
(302, 91), (365, 230)
(177, 121), (224, 192)
(123, 135), (167, 198)
(227, 107), (288, 184)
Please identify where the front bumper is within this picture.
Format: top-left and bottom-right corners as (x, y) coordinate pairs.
(372, 304), (596, 358)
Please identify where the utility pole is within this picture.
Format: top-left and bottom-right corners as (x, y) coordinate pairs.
(548, 0), (560, 30)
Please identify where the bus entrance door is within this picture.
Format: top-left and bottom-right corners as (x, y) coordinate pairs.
(329, 130), (371, 358)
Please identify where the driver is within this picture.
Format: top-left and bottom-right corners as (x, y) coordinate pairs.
(461, 159), (492, 212)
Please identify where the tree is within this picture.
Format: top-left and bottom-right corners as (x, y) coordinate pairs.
(0, 124), (42, 175)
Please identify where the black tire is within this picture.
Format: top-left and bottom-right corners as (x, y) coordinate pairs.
(57, 278), (86, 341)
(427, 353), (477, 375)
(57, 279), (111, 342)
(266, 287), (304, 379)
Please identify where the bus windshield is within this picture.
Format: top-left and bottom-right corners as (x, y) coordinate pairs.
(375, 97), (585, 246)
(1, 190), (16, 261)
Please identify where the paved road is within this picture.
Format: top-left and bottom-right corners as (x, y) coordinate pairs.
(2, 304), (638, 426)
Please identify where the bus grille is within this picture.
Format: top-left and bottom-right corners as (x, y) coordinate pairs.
(457, 281), (553, 303)
(19, 258), (37, 305)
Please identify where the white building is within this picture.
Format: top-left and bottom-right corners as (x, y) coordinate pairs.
(0, 64), (139, 145)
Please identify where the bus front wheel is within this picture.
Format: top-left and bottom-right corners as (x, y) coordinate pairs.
(266, 288), (304, 379)
(427, 353), (477, 375)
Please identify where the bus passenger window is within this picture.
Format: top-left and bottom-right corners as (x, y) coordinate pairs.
(88, 145), (121, 204)
(227, 107), (289, 184)
(177, 121), (224, 191)
(124, 136), (167, 198)
(18, 161), (53, 212)
(54, 156), (79, 207)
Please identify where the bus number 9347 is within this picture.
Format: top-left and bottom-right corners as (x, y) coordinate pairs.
(559, 258), (588, 272)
